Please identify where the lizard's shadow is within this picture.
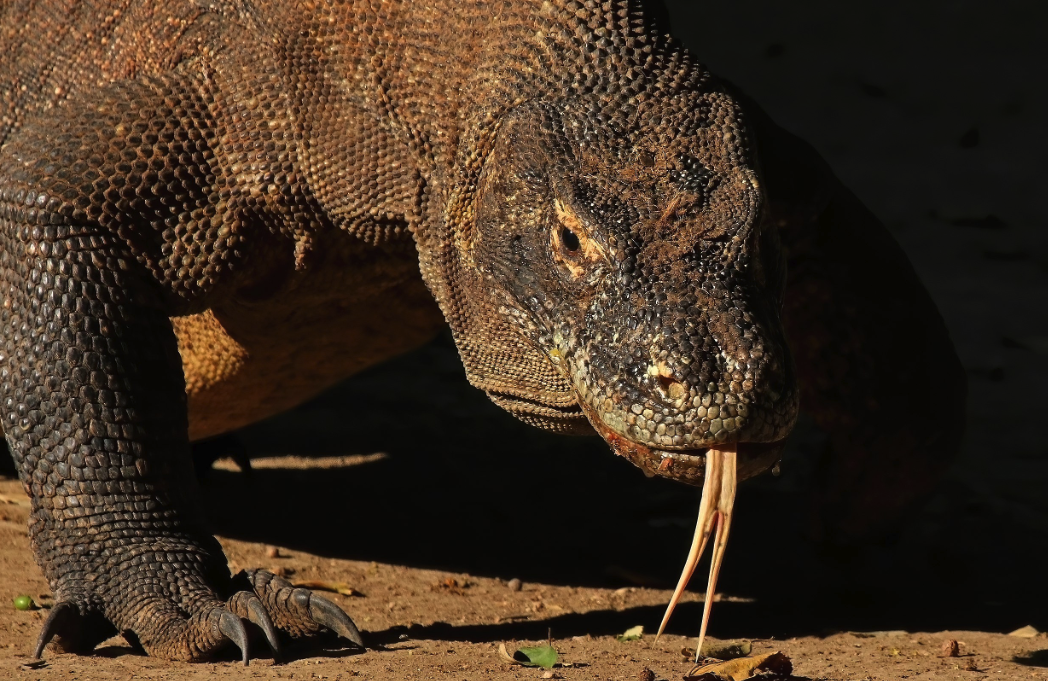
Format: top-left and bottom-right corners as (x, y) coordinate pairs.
(203, 335), (1045, 638)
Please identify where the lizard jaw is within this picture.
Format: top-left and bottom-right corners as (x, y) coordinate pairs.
(576, 399), (783, 485)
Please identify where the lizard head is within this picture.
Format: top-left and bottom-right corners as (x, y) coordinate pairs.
(428, 90), (798, 486)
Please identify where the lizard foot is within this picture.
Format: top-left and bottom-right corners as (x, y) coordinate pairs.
(34, 592), (276, 663)
(233, 569), (364, 648)
(31, 567), (359, 662)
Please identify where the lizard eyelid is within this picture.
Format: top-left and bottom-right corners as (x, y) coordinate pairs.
(550, 198), (608, 283)
(552, 198), (595, 250)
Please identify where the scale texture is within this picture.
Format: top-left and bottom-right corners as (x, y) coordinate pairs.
(0, 0), (964, 662)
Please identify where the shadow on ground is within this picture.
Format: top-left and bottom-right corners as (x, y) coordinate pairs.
(199, 333), (1047, 642)
(1014, 650), (1048, 668)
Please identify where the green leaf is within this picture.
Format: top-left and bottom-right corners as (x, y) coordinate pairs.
(617, 625), (644, 642)
(515, 644), (559, 669)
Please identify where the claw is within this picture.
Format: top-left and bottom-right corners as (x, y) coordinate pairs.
(218, 610), (250, 665)
(33, 602), (76, 659)
(243, 594), (281, 656)
(307, 594), (364, 647)
(655, 444), (737, 662)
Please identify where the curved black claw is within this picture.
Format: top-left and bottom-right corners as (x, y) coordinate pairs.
(306, 593), (363, 647)
(34, 602), (77, 659)
(242, 594), (280, 655)
(237, 569), (365, 650)
(217, 610), (250, 665)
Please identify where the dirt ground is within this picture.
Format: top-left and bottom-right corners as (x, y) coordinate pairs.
(2, 463), (1048, 681)
(1, 0), (1046, 680)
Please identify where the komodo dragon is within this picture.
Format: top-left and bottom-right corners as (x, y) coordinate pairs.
(0, 0), (965, 665)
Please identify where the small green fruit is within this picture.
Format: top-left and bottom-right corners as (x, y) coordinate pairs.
(12, 595), (33, 611)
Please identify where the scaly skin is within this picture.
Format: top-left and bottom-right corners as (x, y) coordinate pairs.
(0, 0), (964, 663)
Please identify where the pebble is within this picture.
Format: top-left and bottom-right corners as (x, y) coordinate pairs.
(507, 578), (522, 592)
(266, 545), (281, 558)
(639, 667), (656, 681)
(941, 639), (960, 657)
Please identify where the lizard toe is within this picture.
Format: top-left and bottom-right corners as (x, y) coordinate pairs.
(216, 608), (250, 665)
(228, 590), (281, 655)
(33, 601), (116, 658)
(118, 598), (261, 663)
(306, 592), (364, 647)
(33, 596), (259, 664)
(235, 569), (364, 648)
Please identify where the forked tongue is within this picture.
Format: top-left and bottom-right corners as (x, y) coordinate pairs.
(654, 444), (737, 662)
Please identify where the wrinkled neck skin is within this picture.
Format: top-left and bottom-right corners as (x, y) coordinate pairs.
(333, 0), (800, 484)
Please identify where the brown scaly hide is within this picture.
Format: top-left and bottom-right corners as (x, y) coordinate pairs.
(0, 0), (963, 662)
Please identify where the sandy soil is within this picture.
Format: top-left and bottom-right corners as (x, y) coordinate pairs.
(1, 469), (1047, 681)
(0, 0), (1045, 680)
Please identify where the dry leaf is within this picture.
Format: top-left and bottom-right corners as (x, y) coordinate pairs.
(701, 640), (752, 660)
(499, 642), (522, 665)
(684, 651), (792, 681)
(294, 580), (363, 597)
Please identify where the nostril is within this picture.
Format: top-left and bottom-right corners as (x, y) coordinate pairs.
(656, 373), (687, 401)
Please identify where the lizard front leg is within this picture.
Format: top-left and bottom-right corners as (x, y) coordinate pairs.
(0, 69), (360, 662)
(0, 222), (262, 659)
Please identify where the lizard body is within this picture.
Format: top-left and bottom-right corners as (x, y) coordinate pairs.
(0, 0), (965, 663)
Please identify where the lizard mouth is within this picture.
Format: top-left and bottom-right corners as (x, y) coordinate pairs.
(485, 390), (585, 418)
(486, 390), (785, 483)
(600, 436), (784, 485)
(575, 399), (784, 485)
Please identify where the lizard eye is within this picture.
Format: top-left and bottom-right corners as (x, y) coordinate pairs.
(551, 198), (605, 280)
(559, 226), (581, 254)
(553, 199), (587, 259)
